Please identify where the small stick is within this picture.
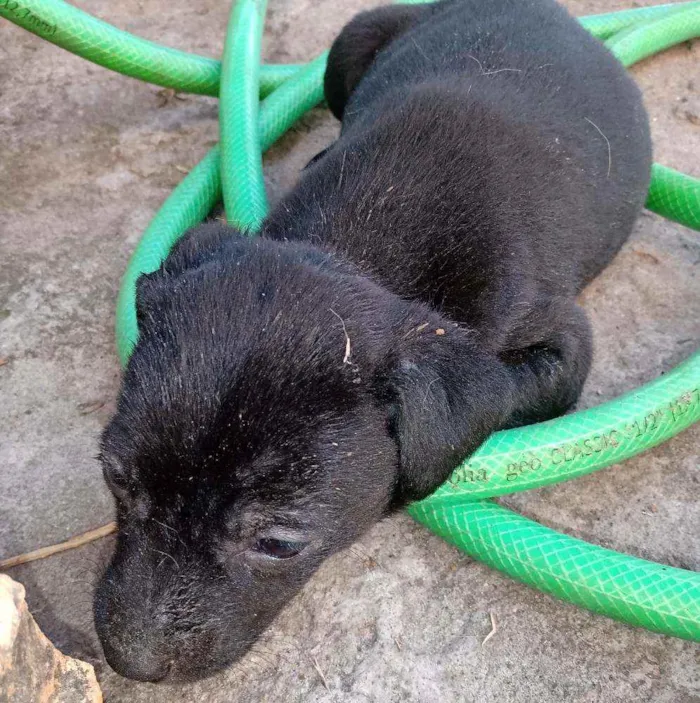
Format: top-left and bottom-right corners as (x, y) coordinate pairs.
(467, 54), (522, 76)
(311, 656), (329, 690)
(584, 117), (612, 178)
(337, 150), (346, 190)
(329, 308), (352, 364)
(0, 522), (117, 569)
(349, 546), (380, 570)
(481, 612), (498, 648)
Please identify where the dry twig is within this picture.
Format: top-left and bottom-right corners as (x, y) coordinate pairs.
(311, 657), (329, 690)
(481, 612), (498, 648)
(330, 308), (352, 364)
(0, 522), (117, 569)
(584, 116), (612, 178)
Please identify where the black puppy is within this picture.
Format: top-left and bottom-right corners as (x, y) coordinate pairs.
(95, 0), (651, 682)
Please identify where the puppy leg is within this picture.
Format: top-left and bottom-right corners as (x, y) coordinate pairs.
(325, 4), (429, 120)
(501, 298), (593, 428)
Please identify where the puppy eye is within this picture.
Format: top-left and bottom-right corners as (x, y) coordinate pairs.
(101, 455), (131, 502)
(253, 538), (307, 559)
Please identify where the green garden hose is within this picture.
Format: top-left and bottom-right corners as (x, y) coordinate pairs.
(647, 164), (700, 229)
(408, 501), (700, 640)
(606, 2), (700, 65)
(0, 0), (298, 97)
(3, 0), (699, 641)
(416, 351), (700, 503)
(580, 0), (700, 39)
(4, 1), (699, 95)
(219, 0), (269, 229)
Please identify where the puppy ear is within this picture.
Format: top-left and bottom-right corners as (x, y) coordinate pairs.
(325, 5), (429, 120)
(379, 324), (515, 505)
(135, 223), (243, 321)
(160, 222), (242, 277)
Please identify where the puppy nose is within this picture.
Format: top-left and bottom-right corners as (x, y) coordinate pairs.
(102, 641), (173, 682)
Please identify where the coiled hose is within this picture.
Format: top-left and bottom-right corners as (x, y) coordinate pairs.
(3, 0), (698, 640)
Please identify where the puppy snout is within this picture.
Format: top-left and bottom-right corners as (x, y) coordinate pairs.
(101, 637), (173, 683)
(98, 612), (223, 682)
(94, 553), (233, 681)
(94, 596), (176, 681)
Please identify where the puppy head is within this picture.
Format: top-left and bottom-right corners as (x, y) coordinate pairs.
(94, 224), (513, 681)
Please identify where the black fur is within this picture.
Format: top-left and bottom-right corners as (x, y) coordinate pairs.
(95, 0), (651, 682)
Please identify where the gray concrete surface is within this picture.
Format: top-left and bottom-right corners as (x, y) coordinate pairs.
(1, 1), (699, 701)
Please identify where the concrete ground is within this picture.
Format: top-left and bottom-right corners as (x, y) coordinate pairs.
(1, 0), (699, 701)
